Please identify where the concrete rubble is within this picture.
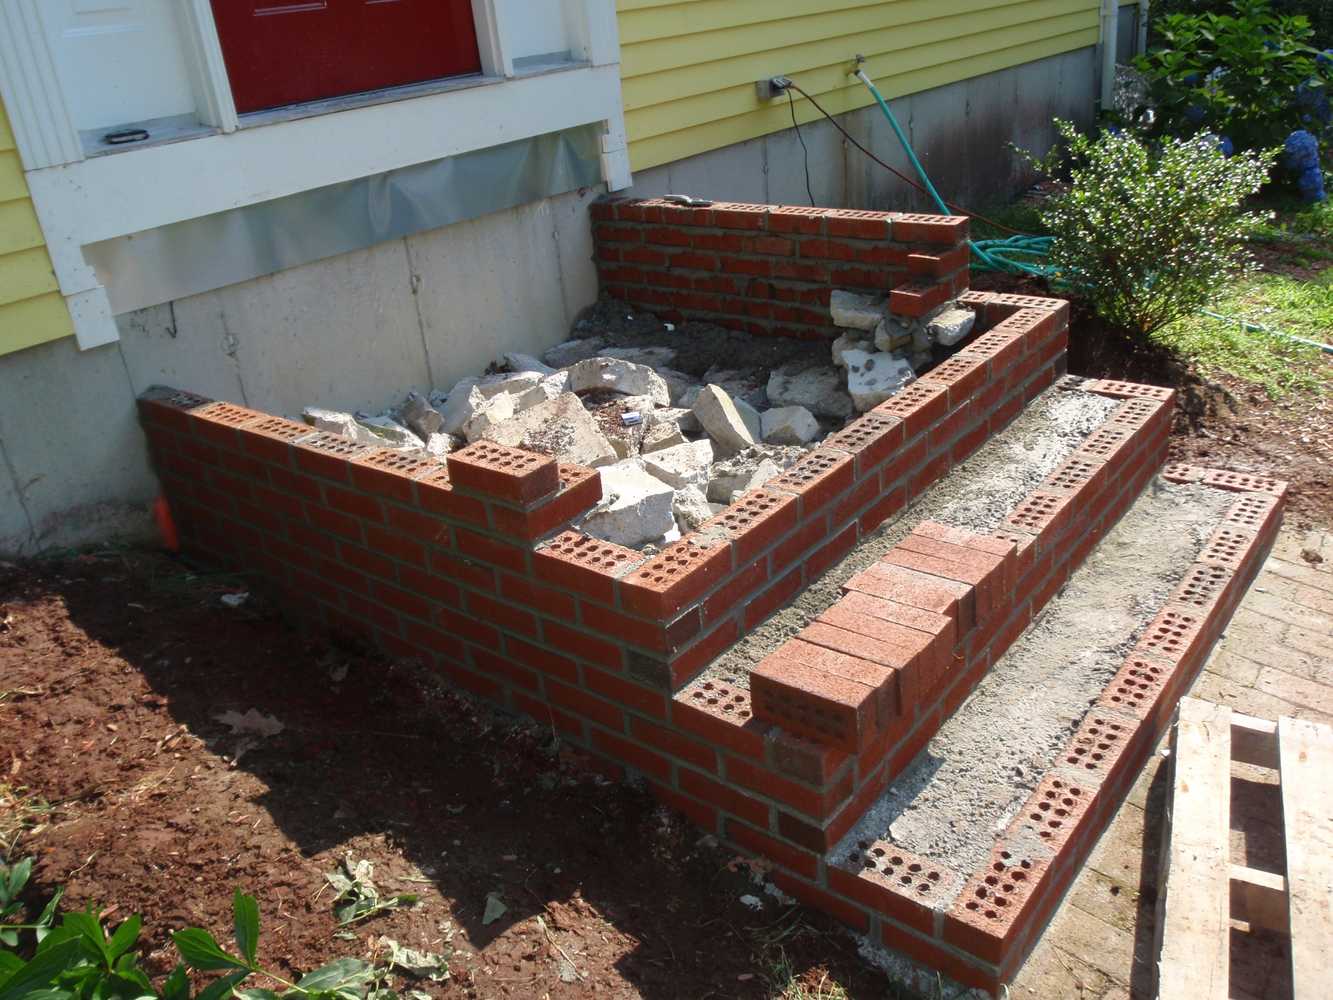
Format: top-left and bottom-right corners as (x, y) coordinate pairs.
(303, 285), (978, 548)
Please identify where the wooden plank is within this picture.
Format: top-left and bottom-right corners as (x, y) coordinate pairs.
(1231, 712), (1279, 769)
(1155, 697), (1232, 1000)
(1277, 715), (1333, 998)
(1229, 864), (1289, 934)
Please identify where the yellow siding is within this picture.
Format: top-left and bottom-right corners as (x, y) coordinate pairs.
(619, 0), (1118, 171)
(0, 98), (73, 356)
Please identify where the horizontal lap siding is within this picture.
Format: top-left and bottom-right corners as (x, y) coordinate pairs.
(618, 0), (1114, 172)
(0, 99), (72, 356)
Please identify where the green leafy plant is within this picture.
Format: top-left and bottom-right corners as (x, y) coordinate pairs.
(1135, 0), (1332, 151)
(1035, 121), (1275, 335)
(324, 859), (417, 928)
(0, 859), (443, 1000)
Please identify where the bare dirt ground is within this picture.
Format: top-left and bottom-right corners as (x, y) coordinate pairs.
(0, 552), (902, 1000)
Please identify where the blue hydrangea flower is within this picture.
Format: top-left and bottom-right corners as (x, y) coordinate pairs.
(1284, 131), (1326, 201)
(1218, 135), (1235, 157)
(1184, 104), (1207, 125)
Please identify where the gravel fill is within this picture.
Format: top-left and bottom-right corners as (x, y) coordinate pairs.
(701, 382), (1117, 688)
(831, 478), (1235, 876)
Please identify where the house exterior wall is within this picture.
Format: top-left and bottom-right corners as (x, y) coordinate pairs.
(0, 97), (73, 356)
(0, 186), (602, 558)
(619, 0), (1140, 173)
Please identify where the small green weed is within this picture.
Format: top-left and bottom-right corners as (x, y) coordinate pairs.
(0, 857), (445, 1000)
(0, 786), (53, 861)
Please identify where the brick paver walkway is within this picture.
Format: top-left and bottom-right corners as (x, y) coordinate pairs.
(1009, 526), (1333, 999)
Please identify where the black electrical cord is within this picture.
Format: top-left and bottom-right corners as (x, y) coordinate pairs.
(786, 81), (1034, 237)
(786, 87), (816, 207)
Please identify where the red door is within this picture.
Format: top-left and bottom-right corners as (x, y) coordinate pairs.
(211, 1), (482, 114)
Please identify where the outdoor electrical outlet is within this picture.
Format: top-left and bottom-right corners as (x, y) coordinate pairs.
(755, 76), (793, 100)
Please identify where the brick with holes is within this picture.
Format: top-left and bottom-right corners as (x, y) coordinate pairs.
(750, 642), (891, 753)
(1133, 606), (1207, 667)
(446, 440), (559, 504)
(696, 490), (798, 565)
(672, 677), (768, 759)
(844, 562), (976, 632)
(1096, 651), (1173, 721)
(766, 450), (854, 517)
(533, 531), (643, 603)
(829, 841), (963, 935)
(1005, 774), (1096, 854)
(620, 538), (732, 619)
(943, 845), (1052, 965)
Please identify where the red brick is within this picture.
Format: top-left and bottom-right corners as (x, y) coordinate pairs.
(843, 563), (975, 631)
(725, 818), (819, 879)
(907, 244), (970, 277)
(322, 483), (384, 523)
(293, 432), (371, 482)
(672, 679), (768, 759)
(543, 621), (625, 671)
(828, 845), (957, 934)
(860, 484), (907, 531)
(891, 212), (968, 244)
(825, 209), (893, 239)
(767, 450), (854, 517)
(750, 235), (795, 256)
(823, 412), (906, 477)
(499, 573), (577, 620)
(456, 528), (528, 574)
(305, 503), (364, 543)
(741, 566), (803, 631)
(677, 767), (769, 827)
(430, 549), (495, 592)
(590, 727), (672, 782)
(725, 753), (853, 820)
(504, 635), (579, 683)
(805, 522), (859, 581)
(750, 644), (882, 753)
(411, 464), (490, 525)
(349, 450), (434, 503)
(512, 690), (585, 740)
(943, 845), (1051, 965)
(546, 680), (625, 732)
(620, 538), (732, 619)
(534, 530), (642, 603)
(435, 606), (501, 650)
(874, 381), (949, 438)
(465, 590), (538, 637)
(446, 440), (559, 504)
(631, 716), (717, 772)
(363, 523), (427, 567)
(667, 617), (740, 688)
(585, 666), (668, 718)
(711, 203), (769, 230)
(767, 205), (827, 235)
(488, 465), (602, 540)
(649, 782), (718, 834)
(702, 558), (767, 625)
(890, 281), (950, 318)
(396, 564), (461, 608)
(770, 870), (870, 933)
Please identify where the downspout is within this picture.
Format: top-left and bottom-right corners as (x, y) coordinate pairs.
(1099, 0), (1119, 112)
(1137, 0), (1151, 56)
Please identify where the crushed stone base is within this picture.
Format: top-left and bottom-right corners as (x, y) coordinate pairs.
(832, 478), (1234, 875)
(704, 384), (1118, 688)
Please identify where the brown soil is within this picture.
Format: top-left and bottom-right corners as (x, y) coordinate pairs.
(0, 553), (900, 1000)
(971, 271), (1333, 527)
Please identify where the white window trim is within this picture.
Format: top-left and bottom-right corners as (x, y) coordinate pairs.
(2, 0), (630, 351)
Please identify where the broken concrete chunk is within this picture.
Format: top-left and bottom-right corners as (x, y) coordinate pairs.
(692, 384), (756, 456)
(438, 378), (484, 436)
(543, 337), (606, 368)
(503, 351), (556, 376)
(767, 367), (855, 420)
(424, 432), (458, 458)
(707, 456), (779, 503)
(515, 371), (571, 411)
(357, 413), (424, 449)
(566, 357), (670, 407)
(645, 406), (701, 435)
(477, 371), (544, 400)
(874, 317), (915, 354)
(641, 421), (687, 454)
(400, 390), (444, 439)
(302, 407), (384, 447)
(479, 392), (616, 468)
(761, 405), (820, 445)
(672, 485), (714, 531)
(830, 289), (888, 331)
(641, 439), (715, 490)
(462, 392), (516, 443)
(581, 459), (676, 549)
(602, 345), (678, 369)
(656, 368), (703, 407)
(927, 307), (977, 347)
(843, 349), (917, 411)
(733, 397), (763, 444)
(832, 331), (872, 368)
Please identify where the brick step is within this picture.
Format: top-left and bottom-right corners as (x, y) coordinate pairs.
(742, 376), (1173, 756)
(815, 466), (1284, 991)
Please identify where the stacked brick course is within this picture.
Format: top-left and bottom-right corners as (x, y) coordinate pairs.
(136, 245), (1280, 988)
(591, 199), (971, 340)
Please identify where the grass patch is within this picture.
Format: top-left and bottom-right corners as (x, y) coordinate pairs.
(1152, 272), (1333, 397)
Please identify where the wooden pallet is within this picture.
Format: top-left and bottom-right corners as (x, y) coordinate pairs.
(1153, 697), (1333, 1000)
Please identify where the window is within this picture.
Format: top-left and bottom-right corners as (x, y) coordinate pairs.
(209, 0), (483, 114)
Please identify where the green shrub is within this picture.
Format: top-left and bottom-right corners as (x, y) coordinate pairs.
(1153, 0), (1333, 47)
(1134, 0), (1332, 151)
(1038, 121), (1275, 335)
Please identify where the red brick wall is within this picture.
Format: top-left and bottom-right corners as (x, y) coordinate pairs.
(591, 199), (971, 340)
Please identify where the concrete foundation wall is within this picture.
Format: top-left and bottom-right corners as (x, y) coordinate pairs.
(624, 48), (1096, 215)
(0, 186), (602, 557)
(0, 48), (1095, 557)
